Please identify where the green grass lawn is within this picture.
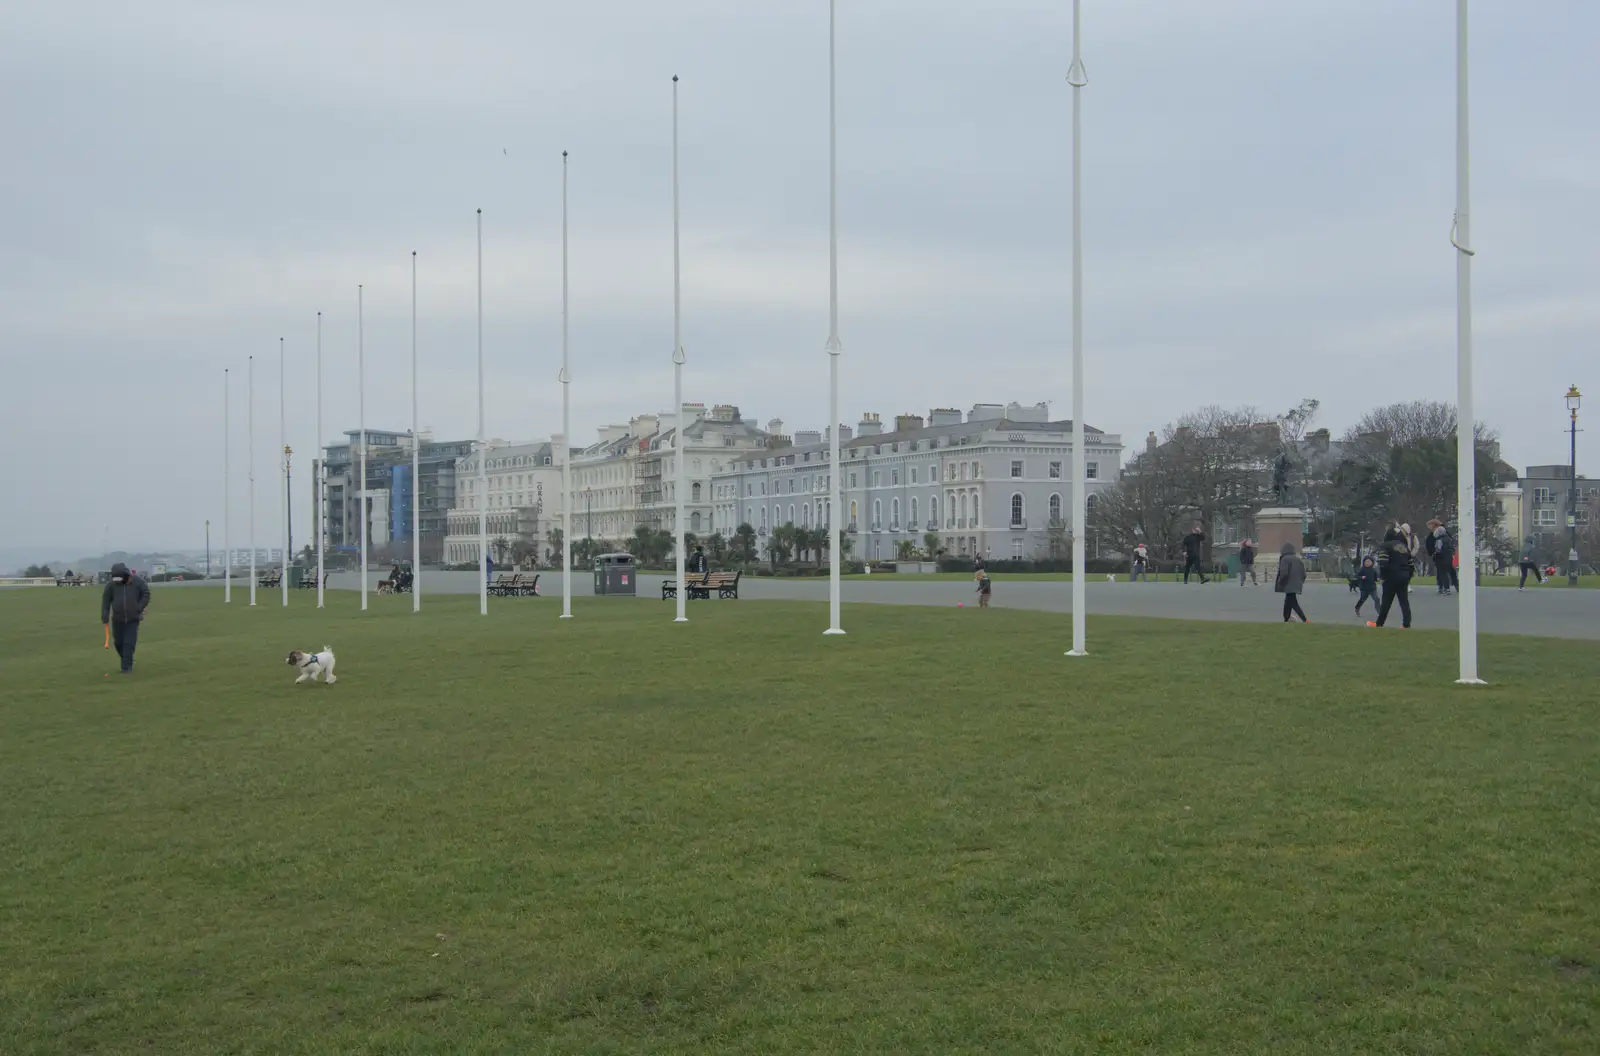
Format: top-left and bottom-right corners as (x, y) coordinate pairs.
(4, 588), (1599, 1054)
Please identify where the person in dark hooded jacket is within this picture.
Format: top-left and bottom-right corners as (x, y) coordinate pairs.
(1353, 554), (1379, 616)
(1273, 541), (1308, 622)
(1370, 528), (1413, 628)
(100, 562), (150, 673)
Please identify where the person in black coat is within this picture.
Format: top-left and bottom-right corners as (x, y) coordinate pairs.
(1353, 555), (1379, 617)
(1426, 518), (1459, 595)
(100, 562), (150, 673)
(1180, 523), (1209, 584)
(1371, 529), (1413, 628)
(688, 546), (708, 575)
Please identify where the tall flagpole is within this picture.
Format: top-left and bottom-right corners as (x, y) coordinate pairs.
(823, 0), (845, 636)
(248, 355), (257, 606)
(224, 368), (231, 603)
(411, 251), (421, 613)
(279, 336), (289, 607)
(560, 153), (574, 619)
(316, 312), (325, 608)
(1453, 0), (1484, 685)
(672, 75), (688, 624)
(477, 209), (488, 617)
(359, 285), (368, 611)
(1066, 0), (1089, 657)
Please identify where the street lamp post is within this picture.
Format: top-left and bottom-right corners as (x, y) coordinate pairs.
(1568, 384), (1582, 586)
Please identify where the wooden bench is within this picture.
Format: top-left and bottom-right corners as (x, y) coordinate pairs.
(487, 572), (521, 597)
(661, 572), (710, 599)
(700, 571), (741, 599)
(258, 569), (282, 588)
(54, 576), (90, 587)
(296, 571), (331, 589)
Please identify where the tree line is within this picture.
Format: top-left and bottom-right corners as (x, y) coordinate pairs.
(1089, 399), (1510, 562)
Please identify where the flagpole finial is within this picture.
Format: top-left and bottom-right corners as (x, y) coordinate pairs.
(673, 74), (679, 82)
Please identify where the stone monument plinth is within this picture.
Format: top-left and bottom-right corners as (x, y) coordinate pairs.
(1253, 507), (1305, 583)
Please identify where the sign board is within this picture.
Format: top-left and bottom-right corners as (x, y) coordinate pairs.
(1568, 514), (1577, 528)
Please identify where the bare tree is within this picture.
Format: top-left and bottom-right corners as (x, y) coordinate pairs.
(1335, 401), (1505, 545)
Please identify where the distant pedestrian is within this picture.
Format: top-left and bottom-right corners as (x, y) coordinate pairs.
(100, 562), (150, 674)
(975, 570), (991, 609)
(1274, 542), (1308, 622)
(688, 546), (708, 575)
(1130, 542), (1150, 583)
(1518, 536), (1544, 589)
(1370, 528), (1414, 629)
(1181, 523), (1209, 584)
(1426, 519), (1458, 595)
(1353, 555), (1379, 617)
(1238, 538), (1258, 586)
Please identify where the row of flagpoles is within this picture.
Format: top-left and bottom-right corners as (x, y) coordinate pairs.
(214, 0), (1481, 684)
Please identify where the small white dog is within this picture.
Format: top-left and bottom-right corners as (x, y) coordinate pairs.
(285, 645), (337, 684)
(1106, 573), (1116, 583)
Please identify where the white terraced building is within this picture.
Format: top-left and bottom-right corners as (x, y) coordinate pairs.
(711, 402), (1124, 562)
(441, 440), (566, 565)
(568, 403), (772, 543)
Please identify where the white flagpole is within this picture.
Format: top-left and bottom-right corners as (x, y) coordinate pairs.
(560, 153), (574, 619)
(672, 75), (688, 624)
(412, 250), (421, 613)
(224, 367), (231, 603)
(248, 355), (257, 606)
(359, 284), (368, 612)
(824, 0), (845, 637)
(477, 209), (488, 617)
(280, 336), (289, 607)
(316, 311), (325, 609)
(1453, 0), (1484, 685)
(1067, 0), (1089, 657)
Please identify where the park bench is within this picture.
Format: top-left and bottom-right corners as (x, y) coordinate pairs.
(486, 572), (520, 596)
(661, 572), (710, 600)
(514, 573), (540, 597)
(258, 569), (282, 588)
(296, 571), (330, 590)
(697, 571), (741, 600)
(54, 575), (90, 587)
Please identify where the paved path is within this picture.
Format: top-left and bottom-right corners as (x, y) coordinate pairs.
(326, 571), (1600, 640)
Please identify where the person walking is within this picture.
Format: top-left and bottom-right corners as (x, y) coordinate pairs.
(1130, 542), (1150, 583)
(975, 569), (992, 609)
(1426, 519), (1458, 595)
(1180, 523), (1209, 584)
(1369, 528), (1414, 629)
(100, 562), (150, 674)
(1353, 554), (1379, 617)
(688, 545), (708, 575)
(1238, 538), (1258, 586)
(1274, 541), (1309, 622)
(1518, 535), (1544, 589)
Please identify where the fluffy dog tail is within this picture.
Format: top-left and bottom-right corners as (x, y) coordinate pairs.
(323, 645), (333, 654)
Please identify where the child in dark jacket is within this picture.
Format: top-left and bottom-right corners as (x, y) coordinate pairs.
(1353, 555), (1379, 616)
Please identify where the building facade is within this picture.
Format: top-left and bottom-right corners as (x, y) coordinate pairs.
(568, 404), (772, 543)
(1519, 463), (1593, 558)
(442, 440), (566, 565)
(712, 403), (1124, 561)
(321, 430), (474, 563)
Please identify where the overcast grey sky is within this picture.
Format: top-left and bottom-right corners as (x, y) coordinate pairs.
(3, 0), (1596, 558)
